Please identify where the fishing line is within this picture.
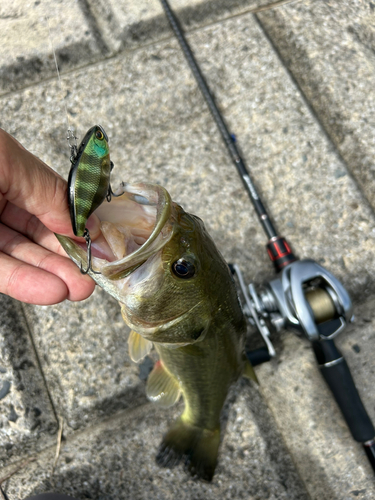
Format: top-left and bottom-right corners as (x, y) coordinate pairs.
(45, 16), (77, 153)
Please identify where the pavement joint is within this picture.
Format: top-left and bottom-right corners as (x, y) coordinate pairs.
(20, 303), (59, 426)
(255, 12), (375, 223)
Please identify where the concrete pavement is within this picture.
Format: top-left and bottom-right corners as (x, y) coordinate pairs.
(1, 1), (375, 498)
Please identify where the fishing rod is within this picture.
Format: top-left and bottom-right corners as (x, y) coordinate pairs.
(159, 0), (295, 273)
(159, 0), (375, 473)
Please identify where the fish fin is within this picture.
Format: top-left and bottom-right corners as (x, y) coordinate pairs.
(243, 360), (259, 384)
(146, 361), (181, 408)
(156, 418), (220, 482)
(128, 330), (153, 363)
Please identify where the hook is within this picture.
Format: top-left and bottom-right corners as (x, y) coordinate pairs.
(106, 164), (125, 202)
(80, 229), (101, 275)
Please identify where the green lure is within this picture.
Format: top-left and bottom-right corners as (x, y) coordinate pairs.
(67, 124), (116, 274)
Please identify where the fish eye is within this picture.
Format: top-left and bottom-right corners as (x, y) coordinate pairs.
(95, 129), (104, 140)
(172, 258), (196, 279)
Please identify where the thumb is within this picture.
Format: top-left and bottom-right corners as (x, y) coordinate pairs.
(0, 129), (101, 238)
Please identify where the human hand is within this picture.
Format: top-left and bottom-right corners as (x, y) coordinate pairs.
(0, 128), (101, 305)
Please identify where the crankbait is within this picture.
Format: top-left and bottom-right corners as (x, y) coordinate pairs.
(67, 124), (118, 274)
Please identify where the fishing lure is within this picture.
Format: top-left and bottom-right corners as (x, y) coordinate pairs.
(67, 124), (119, 274)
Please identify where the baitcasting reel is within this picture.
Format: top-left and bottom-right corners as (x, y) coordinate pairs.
(230, 259), (375, 466)
(231, 258), (353, 356)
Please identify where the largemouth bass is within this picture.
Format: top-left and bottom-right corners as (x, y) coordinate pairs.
(56, 182), (256, 481)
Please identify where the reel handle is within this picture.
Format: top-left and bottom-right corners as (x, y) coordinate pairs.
(312, 338), (375, 444)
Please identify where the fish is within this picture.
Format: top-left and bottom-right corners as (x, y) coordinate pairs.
(56, 182), (256, 481)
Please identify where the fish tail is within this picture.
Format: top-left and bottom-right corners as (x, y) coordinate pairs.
(156, 417), (220, 481)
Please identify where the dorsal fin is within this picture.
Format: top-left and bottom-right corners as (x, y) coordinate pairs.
(128, 330), (153, 363)
(146, 361), (181, 408)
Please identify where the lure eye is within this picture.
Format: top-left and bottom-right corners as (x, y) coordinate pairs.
(172, 259), (196, 279)
(95, 129), (104, 140)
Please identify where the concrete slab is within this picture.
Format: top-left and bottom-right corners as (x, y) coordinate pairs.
(0, 0), (308, 95)
(1, 1), (375, 439)
(257, 0), (375, 213)
(85, 0), (282, 53)
(0, 0), (104, 95)
(0, 294), (57, 467)
(2, 384), (309, 500)
(22, 288), (149, 434)
(0, 1), (374, 499)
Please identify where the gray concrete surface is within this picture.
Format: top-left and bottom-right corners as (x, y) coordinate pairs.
(0, 295), (57, 463)
(2, 384), (310, 500)
(1, 0), (375, 498)
(0, 0), (103, 95)
(22, 289), (148, 435)
(258, 0), (375, 212)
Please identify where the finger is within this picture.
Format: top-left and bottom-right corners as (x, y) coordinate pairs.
(0, 129), (71, 233)
(1, 203), (67, 255)
(0, 224), (96, 303)
(0, 251), (69, 305)
(0, 129), (101, 238)
(1, 202), (100, 256)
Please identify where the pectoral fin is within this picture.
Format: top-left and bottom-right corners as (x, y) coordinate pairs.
(128, 330), (153, 363)
(146, 361), (181, 408)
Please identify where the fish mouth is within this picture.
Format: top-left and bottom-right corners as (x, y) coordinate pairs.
(56, 182), (174, 302)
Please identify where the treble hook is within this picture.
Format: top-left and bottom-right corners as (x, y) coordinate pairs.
(106, 163), (125, 202)
(80, 228), (101, 275)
